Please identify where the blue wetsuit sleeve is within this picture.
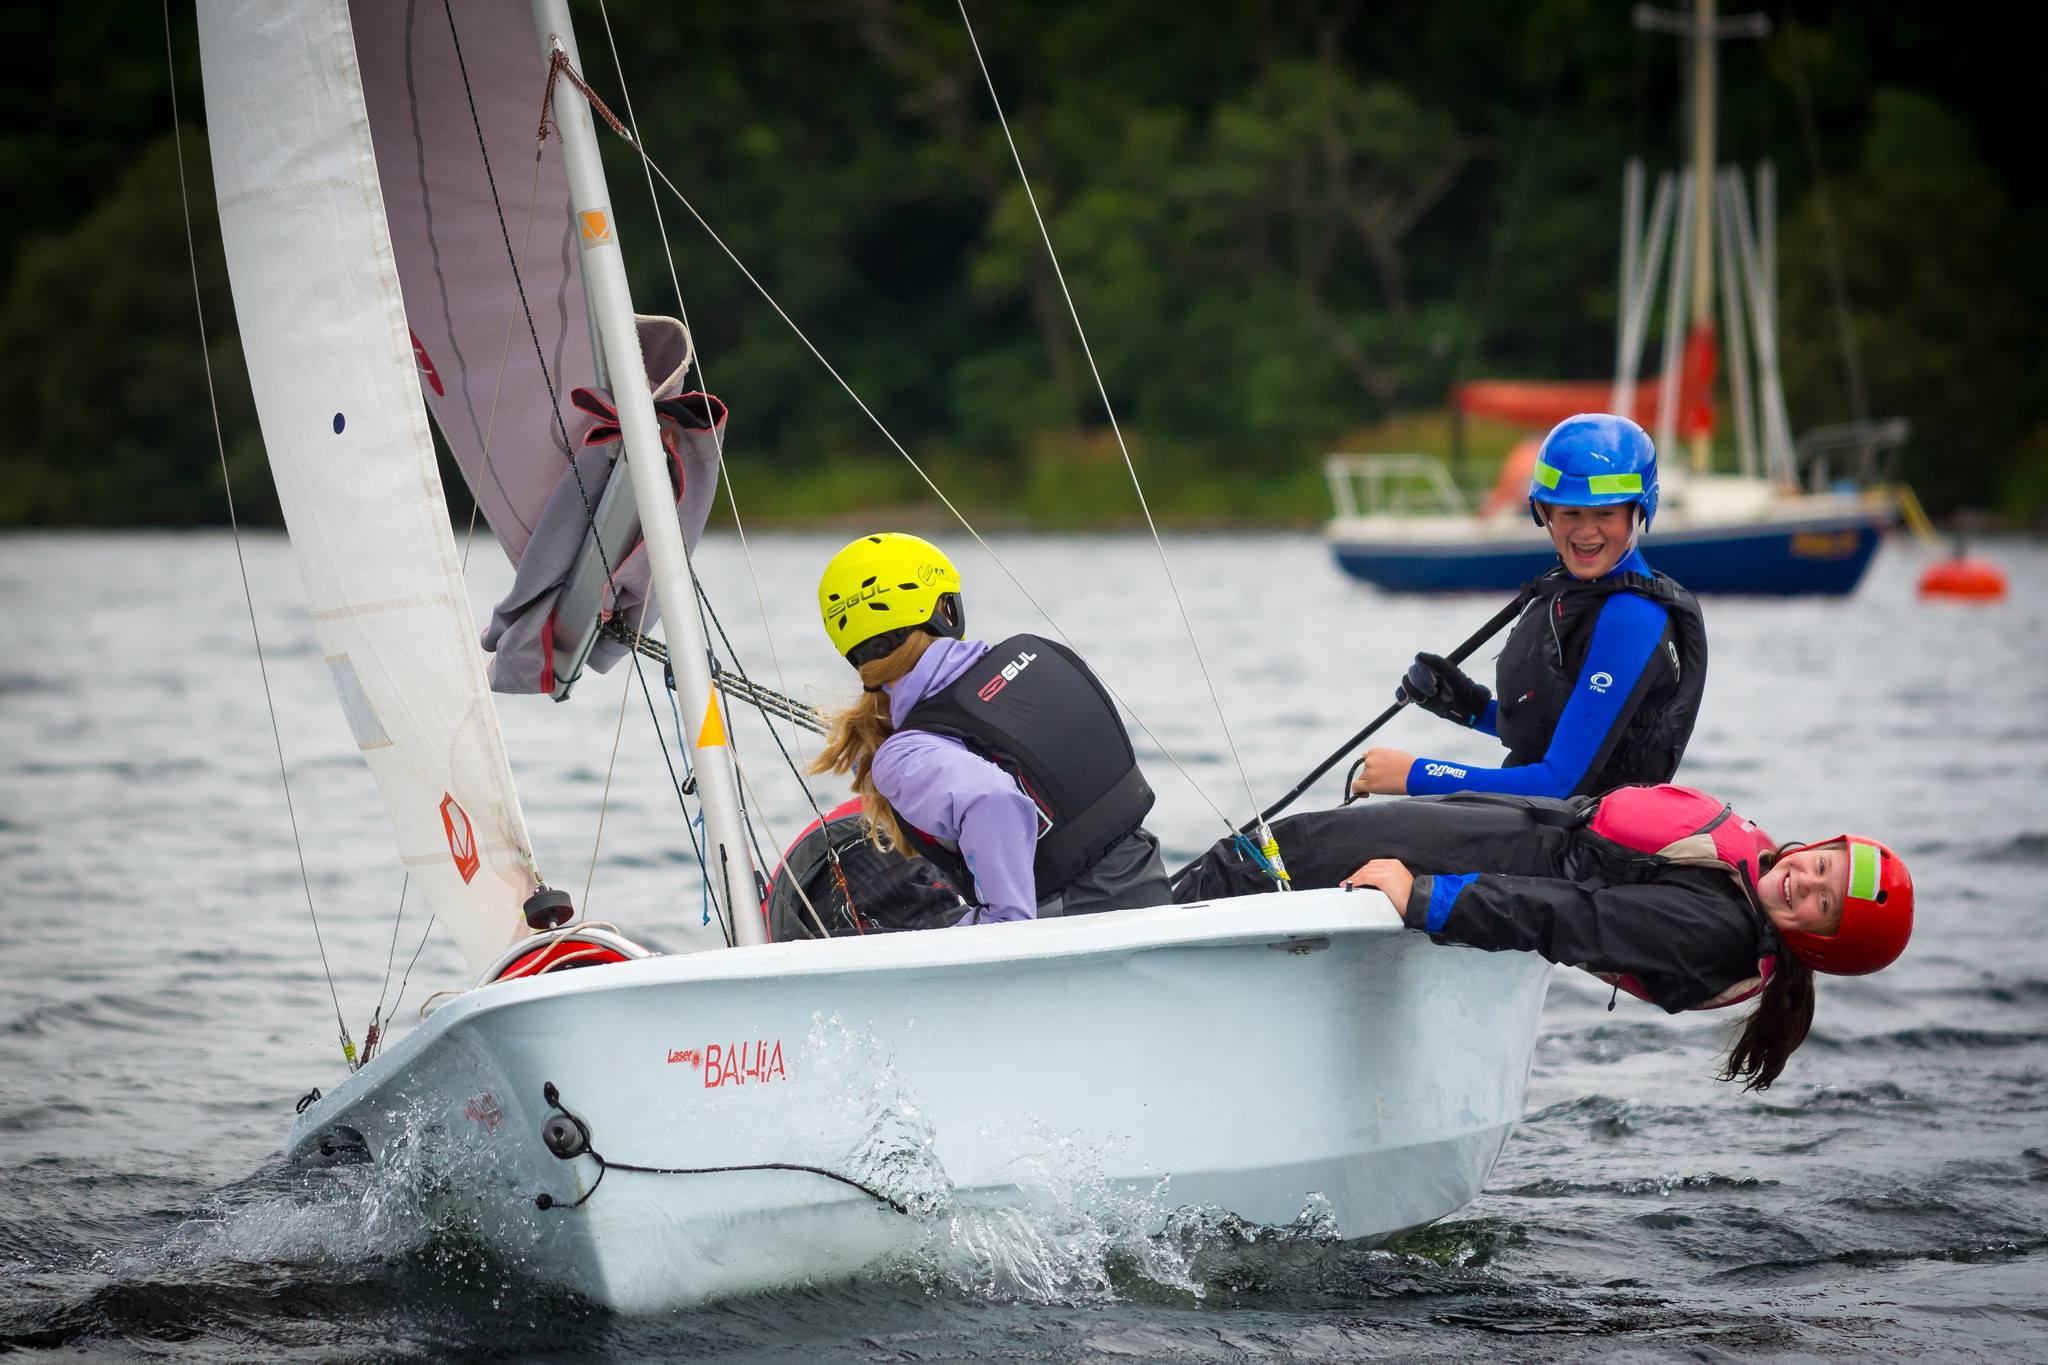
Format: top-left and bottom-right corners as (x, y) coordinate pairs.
(1473, 699), (1499, 736)
(1405, 593), (1669, 798)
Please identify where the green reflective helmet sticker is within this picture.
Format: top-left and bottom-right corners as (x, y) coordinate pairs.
(1532, 462), (1561, 489)
(1586, 473), (1645, 494)
(1848, 841), (1881, 902)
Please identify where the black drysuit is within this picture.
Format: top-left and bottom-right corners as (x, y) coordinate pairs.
(1174, 793), (1775, 1013)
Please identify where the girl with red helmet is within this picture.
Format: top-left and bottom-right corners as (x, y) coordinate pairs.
(1173, 784), (1914, 1090)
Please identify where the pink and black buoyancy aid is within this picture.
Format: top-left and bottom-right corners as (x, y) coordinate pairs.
(1585, 784), (1781, 1009)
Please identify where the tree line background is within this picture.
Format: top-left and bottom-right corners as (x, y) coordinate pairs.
(3, 0), (2041, 530)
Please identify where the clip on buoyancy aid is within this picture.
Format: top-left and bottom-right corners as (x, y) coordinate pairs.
(899, 634), (1153, 896)
(1583, 784), (1780, 1010)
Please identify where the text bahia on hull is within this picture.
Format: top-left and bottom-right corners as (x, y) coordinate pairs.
(288, 896), (1548, 1310)
(198, 0), (1548, 1311)
(1324, 0), (1903, 597)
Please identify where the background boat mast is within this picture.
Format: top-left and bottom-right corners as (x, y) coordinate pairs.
(1634, 0), (1769, 473)
(531, 0), (766, 946)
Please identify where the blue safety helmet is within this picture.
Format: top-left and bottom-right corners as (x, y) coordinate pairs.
(1528, 413), (1660, 530)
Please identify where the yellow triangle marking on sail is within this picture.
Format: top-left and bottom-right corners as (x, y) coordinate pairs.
(695, 694), (728, 749)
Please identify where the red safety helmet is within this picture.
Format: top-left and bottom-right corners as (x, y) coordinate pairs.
(1774, 836), (1914, 975)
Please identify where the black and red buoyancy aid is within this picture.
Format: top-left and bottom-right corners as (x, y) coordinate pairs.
(1583, 784), (1780, 1009)
(900, 634), (1154, 895)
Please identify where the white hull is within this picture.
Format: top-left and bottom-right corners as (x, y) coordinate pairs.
(289, 889), (1550, 1310)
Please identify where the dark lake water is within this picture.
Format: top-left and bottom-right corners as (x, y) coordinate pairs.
(3, 530), (2045, 1361)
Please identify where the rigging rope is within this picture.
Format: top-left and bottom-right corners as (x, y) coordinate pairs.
(953, 0), (1268, 840)
(1780, 17), (1868, 422)
(583, 591), (664, 918)
(592, 1), (1084, 931)
(162, 0), (354, 1067)
(596, 0), (836, 838)
(533, 1082), (910, 1215)
(660, 675), (719, 928)
(443, 0), (733, 947)
(539, 61), (1239, 837)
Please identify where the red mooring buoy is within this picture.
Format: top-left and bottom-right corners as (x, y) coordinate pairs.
(1918, 557), (2008, 602)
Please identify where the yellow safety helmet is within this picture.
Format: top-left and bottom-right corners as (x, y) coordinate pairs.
(817, 533), (966, 666)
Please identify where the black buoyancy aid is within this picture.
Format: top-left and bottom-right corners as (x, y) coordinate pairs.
(900, 634), (1154, 895)
(1584, 784), (1779, 1009)
(1493, 566), (1708, 796)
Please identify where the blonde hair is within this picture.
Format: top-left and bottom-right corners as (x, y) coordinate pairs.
(808, 631), (936, 855)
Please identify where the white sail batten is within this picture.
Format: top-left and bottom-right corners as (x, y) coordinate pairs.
(198, 0), (538, 974)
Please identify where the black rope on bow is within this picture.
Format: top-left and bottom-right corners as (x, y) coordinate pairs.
(295, 1087), (323, 1114)
(530, 1081), (910, 1216)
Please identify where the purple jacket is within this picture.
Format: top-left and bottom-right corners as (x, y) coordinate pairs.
(872, 638), (1041, 924)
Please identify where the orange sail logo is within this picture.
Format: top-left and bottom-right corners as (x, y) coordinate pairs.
(579, 209), (613, 246)
(440, 793), (481, 883)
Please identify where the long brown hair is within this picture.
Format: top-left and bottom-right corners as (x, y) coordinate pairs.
(807, 631), (935, 855)
(1719, 844), (1817, 1091)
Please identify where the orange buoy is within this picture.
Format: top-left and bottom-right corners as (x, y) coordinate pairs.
(1918, 557), (2007, 601)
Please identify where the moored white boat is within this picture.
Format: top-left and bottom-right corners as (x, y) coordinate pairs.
(1321, 0), (1909, 599)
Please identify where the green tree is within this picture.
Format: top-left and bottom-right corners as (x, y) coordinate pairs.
(0, 129), (267, 525)
(1777, 88), (2042, 510)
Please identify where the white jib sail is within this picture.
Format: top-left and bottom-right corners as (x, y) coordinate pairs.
(198, 0), (538, 975)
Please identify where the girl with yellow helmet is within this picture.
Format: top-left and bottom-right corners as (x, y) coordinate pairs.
(807, 533), (1170, 925)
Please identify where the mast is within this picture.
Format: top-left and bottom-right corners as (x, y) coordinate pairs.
(531, 0), (766, 946)
(1686, 0), (1716, 474)
(1633, 0), (1769, 473)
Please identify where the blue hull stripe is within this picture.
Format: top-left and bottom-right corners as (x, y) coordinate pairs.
(1330, 516), (1885, 596)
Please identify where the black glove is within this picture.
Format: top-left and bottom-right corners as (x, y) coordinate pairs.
(1398, 652), (1491, 727)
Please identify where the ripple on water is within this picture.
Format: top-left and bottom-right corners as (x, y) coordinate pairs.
(1976, 977), (2048, 1006)
(0, 1100), (95, 1134)
(1807, 1025), (2048, 1055)
(1516, 1094), (1709, 1146)
(6, 533), (2048, 1358)
(1548, 1019), (1693, 1065)
(1498, 1172), (1774, 1200)
(3, 991), (209, 1039)
(1977, 831), (2048, 863)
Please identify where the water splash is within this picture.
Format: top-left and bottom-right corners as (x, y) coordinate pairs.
(800, 1012), (1207, 1305)
(908, 1123), (1207, 1304)
(149, 1102), (453, 1277)
(802, 1010), (955, 1221)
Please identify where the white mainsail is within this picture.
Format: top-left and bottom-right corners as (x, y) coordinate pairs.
(199, 0), (538, 974)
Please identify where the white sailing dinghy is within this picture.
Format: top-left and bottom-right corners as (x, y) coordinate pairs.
(195, 0), (1550, 1310)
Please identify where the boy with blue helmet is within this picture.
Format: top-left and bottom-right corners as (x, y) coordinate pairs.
(1354, 413), (1709, 800)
